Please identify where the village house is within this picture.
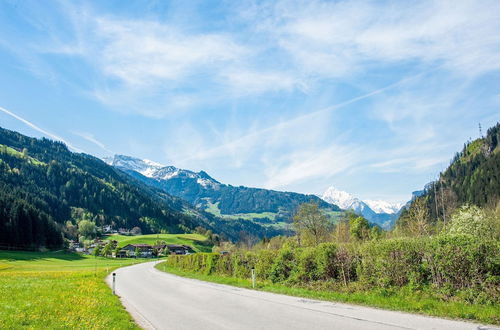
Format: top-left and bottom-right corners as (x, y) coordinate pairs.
(122, 244), (153, 257)
(165, 244), (192, 255)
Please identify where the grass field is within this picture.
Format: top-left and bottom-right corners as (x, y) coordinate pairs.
(0, 250), (149, 329)
(156, 262), (500, 325)
(104, 233), (212, 252)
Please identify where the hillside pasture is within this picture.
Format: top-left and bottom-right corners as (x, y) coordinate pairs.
(104, 233), (212, 252)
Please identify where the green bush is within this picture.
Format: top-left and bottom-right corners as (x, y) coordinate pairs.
(315, 243), (338, 280)
(270, 248), (296, 283)
(359, 238), (427, 288)
(254, 249), (277, 281)
(293, 247), (318, 282)
(427, 234), (499, 294)
(165, 235), (499, 305)
(215, 255), (233, 276)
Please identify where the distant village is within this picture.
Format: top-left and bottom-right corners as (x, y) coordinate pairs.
(69, 227), (194, 258)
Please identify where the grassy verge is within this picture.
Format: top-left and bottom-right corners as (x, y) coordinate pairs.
(104, 233), (212, 252)
(0, 250), (151, 329)
(155, 262), (499, 325)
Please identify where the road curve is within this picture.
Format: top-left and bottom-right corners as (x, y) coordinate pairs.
(106, 262), (494, 330)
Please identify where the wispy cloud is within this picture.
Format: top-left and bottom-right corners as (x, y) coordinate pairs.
(0, 106), (84, 153)
(72, 131), (113, 154)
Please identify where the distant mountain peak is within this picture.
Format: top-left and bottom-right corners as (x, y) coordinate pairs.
(321, 185), (407, 229)
(321, 186), (360, 210)
(107, 154), (220, 186)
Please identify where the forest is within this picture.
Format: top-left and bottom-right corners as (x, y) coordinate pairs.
(0, 127), (206, 249)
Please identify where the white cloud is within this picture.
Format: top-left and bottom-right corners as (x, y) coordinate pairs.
(246, 0), (500, 78)
(94, 18), (246, 86)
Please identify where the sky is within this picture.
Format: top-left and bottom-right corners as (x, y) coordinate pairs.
(0, 0), (499, 204)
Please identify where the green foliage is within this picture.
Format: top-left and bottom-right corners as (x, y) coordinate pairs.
(293, 202), (331, 246)
(269, 248), (296, 283)
(93, 245), (101, 257)
(102, 242), (113, 257)
(78, 220), (97, 240)
(315, 243), (338, 280)
(348, 214), (370, 241)
(426, 234), (499, 302)
(359, 238), (427, 288)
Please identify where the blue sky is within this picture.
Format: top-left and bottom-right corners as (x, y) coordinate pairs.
(1, 0), (499, 203)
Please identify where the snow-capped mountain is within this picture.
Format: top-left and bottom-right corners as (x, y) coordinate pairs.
(321, 186), (406, 229)
(364, 200), (405, 215)
(106, 155), (220, 188)
(321, 187), (368, 213)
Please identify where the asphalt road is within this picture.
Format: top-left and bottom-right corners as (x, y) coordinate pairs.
(106, 261), (495, 330)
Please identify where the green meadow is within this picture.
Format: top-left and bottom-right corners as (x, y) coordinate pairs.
(0, 250), (147, 329)
(104, 233), (212, 252)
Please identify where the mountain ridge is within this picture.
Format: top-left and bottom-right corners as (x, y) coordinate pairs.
(107, 154), (342, 226)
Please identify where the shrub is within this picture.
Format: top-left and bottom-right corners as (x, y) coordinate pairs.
(254, 250), (277, 281)
(315, 243), (338, 280)
(293, 247), (318, 282)
(359, 238), (427, 288)
(336, 244), (359, 286)
(427, 234), (499, 294)
(270, 248), (296, 283)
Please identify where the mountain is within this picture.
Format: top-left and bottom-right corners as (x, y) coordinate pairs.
(0, 127), (222, 249)
(106, 155), (342, 228)
(321, 186), (404, 229)
(403, 122), (500, 223)
(364, 200), (404, 215)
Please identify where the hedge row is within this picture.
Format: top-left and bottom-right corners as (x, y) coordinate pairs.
(166, 235), (499, 303)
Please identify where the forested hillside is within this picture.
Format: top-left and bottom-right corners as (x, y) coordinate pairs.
(0, 127), (210, 249)
(401, 123), (500, 226)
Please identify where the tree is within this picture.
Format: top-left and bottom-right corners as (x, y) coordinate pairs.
(134, 246), (141, 258)
(293, 202), (330, 246)
(102, 242), (113, 257)
(131, 227), (142, 236)
(114, 246), (121, 257)
(78, 220), (97, 240)
(93, 245), (101, 257)
(405, 197), (430, 236)
(333, 219), (350, 243)
(370, 226), (382, 240)
(348, 214), (370, 241)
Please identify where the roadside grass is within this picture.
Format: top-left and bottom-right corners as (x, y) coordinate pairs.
(104, 233), (212, 252)
(0, 250), (149, 329)
(155, 262), (499, 325)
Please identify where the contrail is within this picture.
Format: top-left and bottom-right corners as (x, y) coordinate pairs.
(178, 69), (430, 163)
(0, 106), (84, 153)
(72, 131), (114, 155)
